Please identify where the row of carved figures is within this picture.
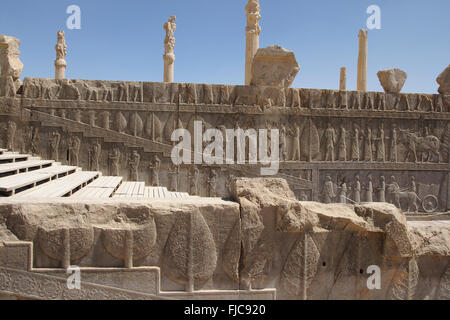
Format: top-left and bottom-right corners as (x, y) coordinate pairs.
(323, 174), (435, 212)
(280, 121), (447, 163)
(20, 79), (448, 112)
(49, 131), (221, 196)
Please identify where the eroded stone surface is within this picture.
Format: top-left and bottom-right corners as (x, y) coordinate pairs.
(437, 65), (450, 95)
(250, 45), (300, 88)
(377, 68), (407, 94)
(0, 34), (23, 96)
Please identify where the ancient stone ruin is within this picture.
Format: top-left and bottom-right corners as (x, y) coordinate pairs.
(0, 0), (449, 300)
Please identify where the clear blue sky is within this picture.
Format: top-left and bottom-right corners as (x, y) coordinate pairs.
(1, 0), (449, 93)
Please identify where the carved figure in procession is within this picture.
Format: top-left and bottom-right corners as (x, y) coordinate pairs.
(168, 163), (179, 192)
(128, 150), (141, 181)
(365, 174), (374, 202)
(375, 123), (386, 162)
(378, 176), (386, 202)
(188, 166), (200, 195)
(149, 155), (161, 187)
(207, 169), (218, 197)
(69, 135), (81, 166)
(5, 120), (17, 151)
(49, 131), (61, 161)
(280, 125), (287, 161)
(322, 175), (336, 204)
(363, 127), (373, 162)
(390, 124), (398, 162)
(353, 174), (361, 204)
(324, 123), (336, 162)
(338, 177), (348, 204)
(290, 126), (301, 161)
(351, 125), (361, 161)
(338, 125), (347, 161)
(108, 148), (121, 176)
(89, 140), (101, 171)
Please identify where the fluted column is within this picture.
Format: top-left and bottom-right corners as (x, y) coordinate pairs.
(357, 29), (368, 92)
(245, 0), (261, 85)
(163, 16), (176, 83)
(54, 30), (67, 80)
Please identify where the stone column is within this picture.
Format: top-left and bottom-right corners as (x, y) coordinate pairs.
(340, 67), (347, 91)
(357, 29), (368, 92)
(245, 0), (261, 85)
(54, 30), (67, 80)
(163, 16), (176, 83)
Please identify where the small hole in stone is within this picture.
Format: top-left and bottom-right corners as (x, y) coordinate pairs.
(322, 262), (326, 267)
(360, 269), (364, 274)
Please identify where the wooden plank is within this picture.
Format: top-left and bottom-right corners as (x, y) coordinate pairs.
(88, 176), (122, 189)
(0, 160), (54, 174)
(13, 172), (99, 198)
(0, 154), (29, 162)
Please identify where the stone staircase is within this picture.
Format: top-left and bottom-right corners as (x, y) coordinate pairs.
(0, 149), (190, 200)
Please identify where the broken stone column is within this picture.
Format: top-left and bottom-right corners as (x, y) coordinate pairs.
(340, 67), (347, 91)
(377, 68), (407, 93)
(357, 29), (368, 92)
(54, 30), (67, 80)
(437, 65), (450, 94)
(245, 0), (261, 85)
(163, 16), (176, 83)
(0, 34), (23, 97)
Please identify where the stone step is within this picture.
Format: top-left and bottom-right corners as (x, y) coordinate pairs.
(12, 171), (101, 198)
(0, 160), (55, 176)
(0, 165), (78, 196)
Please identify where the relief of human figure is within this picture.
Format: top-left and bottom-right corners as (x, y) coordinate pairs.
(188, 166), (200, 195)
(207, 169), (218, 197)
(168, 163), (179, 192)
(365, 174), (374, 202)
(69, 135), (81, 166)
(322, 175), (336, 204)
(290, 126), (301, 161)
(89, 140), (101, 171)
(324, 123), (336, 162)
(390, 124), (398, 162)
(353, 174), (361, 204)
(149, 154), (161, 187)
(378, 93), (386, 111)
(6, 120), (17, 151)
(363, 127), (373, 162)
(280, 126), (287, 161)
(108, 148), (121, 176)
(351, 125), (361, 162)
(375, 123), (386, 162)
(338, 125), (347, 161)
(49, 131), (61, 161)
(128, 150), (141, 181)
(378, 176), (386, 202)
(338, 177), (348, 204)
(30, 127), (40, 156)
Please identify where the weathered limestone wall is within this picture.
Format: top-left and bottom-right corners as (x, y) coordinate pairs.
(0, 178), (449, 300)
(0, 77), (449, 212)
